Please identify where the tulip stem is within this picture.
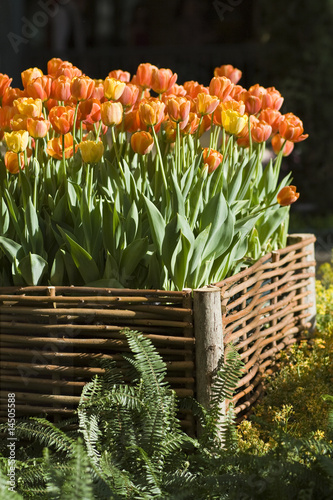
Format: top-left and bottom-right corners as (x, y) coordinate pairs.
(151, 126), (168, 192)
(62, 134), (66, 179)
(72, 102), (79, 149)
(176, 122), (181, 175)
(248, 117), (253, 159)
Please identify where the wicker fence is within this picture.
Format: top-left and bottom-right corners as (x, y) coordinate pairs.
(0, 234), (316, 431)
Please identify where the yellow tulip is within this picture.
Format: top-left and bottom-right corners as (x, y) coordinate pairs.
(4, 130), (29, 153)
(221, 109), (248, 136)
(78, 140), (104, 163)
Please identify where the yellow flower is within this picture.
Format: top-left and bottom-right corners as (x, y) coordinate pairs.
(13, 97), (43, 118)
(78, 140), (104, 163)
(222, 109), (248, 135)
(4, 130), (29, 153)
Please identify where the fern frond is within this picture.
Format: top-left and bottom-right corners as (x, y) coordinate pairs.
(78, 409), (101, 468)
(0, 466), (23, 499)
(60, 440), (95, 500)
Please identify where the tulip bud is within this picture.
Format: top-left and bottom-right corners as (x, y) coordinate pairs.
(4, 130), (29, 153)
(101, 101), (123, 126)
(202, 148), (223, 174)
(78, 140), (104, 163)
(277, 186), (300, 206)
(131, 131), (154, 155)
(103, 77), (126, 101)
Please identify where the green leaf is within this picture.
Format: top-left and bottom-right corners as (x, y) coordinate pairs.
(57, 225), (100, 284)
(0, 236), (23, 263)
(256, 206), (289, 247)
(50, 248), (65, 285)
(120, 237), (149, 280)
(188, 224), (211, 275)
(0, 198), (9, 234)
(18, 253), (48, 285)
(200, 192), (233, 260)
(25, 197), (44, 255)
(126, 201), (139, 242)
(143, 195), (165, 254)
(170, 171), (185, 217)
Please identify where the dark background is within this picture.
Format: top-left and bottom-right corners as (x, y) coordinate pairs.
(0, 0), (332, 227)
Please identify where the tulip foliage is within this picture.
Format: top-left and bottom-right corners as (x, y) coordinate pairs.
(0, 61), (307, 289)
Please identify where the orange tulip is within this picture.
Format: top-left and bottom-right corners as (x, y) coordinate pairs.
(103, 77), (126, 101)
(251, 120), (272, 143)
(117, 83), (140, 108)
(279, 113), (308, 142)
(78, 140), (104, 163)
(214, 100), (245, 127)
(151, 67), (177, 94)
(46, 133), (76, 160)
(108, 69), (131, 82)
(70, 76), (95, 101)
(163, 83), (187, 98)
(51, 76), (72, 102)
(258, 109), (282, 134)
(0, 74), (13, 98)
(183, 81), (209, 99)
(4, 151), (25, 173)
(55, 62), (82, 79)
(121, 108), (141, 133)
(49, 105), (75, 135)
(271, 134), (294, 156)
(214, 64), (242, 85)
(21, 67), (43, 88)
(196, 93), (219, 116)
(2, 87), (26, 107)
(131, 131), (154, 155)
(209, 76), (234, 102)
(202, 148), (223, 173)
(47, 57), (64, 77)
(230, 84), (246, 101)
(163, 121), (177, 142)
(134, 63), (158, 89)
(78, 99), (101, 125)
(139, 98), (165, 127)
(13, 97), (43, 118)
(277, 186), (299, 206)
(27, 117), (51, 138)
(263, 87), (284, 110)
(181, 112), (200, 135)
(92, 79), (106, 102)
(26, 75), (52, 101)
(166, 96), (191, 124)
(101, 101), (123, 126)
(242, 91), (262, 115)
(0, 106), (17, 131)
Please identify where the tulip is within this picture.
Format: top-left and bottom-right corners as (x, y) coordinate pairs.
(101, 101), (123, 126)
(181, 112), (200, 135)
(51, 76), (72, 102)
(209, 76), (234, 102)
(139, 98), (165, 127)
(183, 81), (209, 99)
(0, 106), (17, 131)
(108, 69), (131, 82)
(92, 79), (106, 101)
(258, 109), (282, 134)
(214, 100), (245, 127)
(27, 117), (51, 138)
(221, 109), (248, 135)
(26, 75), (52, 101)
(251, 120), (272, 143)
(264, 87), (284, 110)
(196, 93), (219, 116)
(271, 134), (294, 156)
(163, 83), (186, 97)
(131, 131), (154, 155)
(163, 121), (177, 142)
(279, 113), (308, 142)
(47, 57), (64, 77)
(10, 114), (28, 131)
(13, 97), (43, 118)
(78, 140), (104, 163)
(214, 64), (242, 84)
(242, 91), (262, 115)
(55, 62), (82, 79)
(103, 77), (126, 101)
(151, 67), (177, 94)
(0, 74), (13, 98)
(46, 133), (76, 160)
(202, 148), (223, 173)
(2, 87), (26, 107)
(277, 186), (299, 206)
(166, 96), (191, 124)
(117, 83), (140, 108)
(4, 151), (25, 173)
(78, 99), (101, 125)
(49, 106), (75, 135)
(70, 76), (95, 101)
(21, 67), (43, 88)
(121, 108), (141, 133)
(4, 130), (29, 153)
(135, 63), (158, 89)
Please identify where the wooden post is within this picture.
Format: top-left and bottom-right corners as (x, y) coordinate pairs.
(287, 234), (317, 332)
(193, 286), (224, 430)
